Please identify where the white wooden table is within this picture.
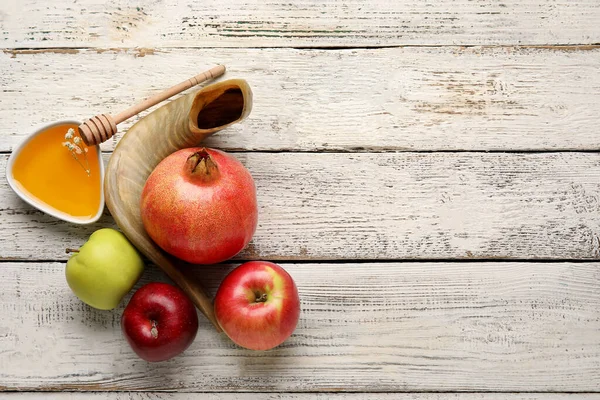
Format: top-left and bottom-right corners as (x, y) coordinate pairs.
(1, 1), (599, 398)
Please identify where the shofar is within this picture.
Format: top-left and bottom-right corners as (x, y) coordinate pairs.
(105, 79), (253, 330)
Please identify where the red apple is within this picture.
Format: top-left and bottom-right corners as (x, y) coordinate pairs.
(214, 261), (300, 350)
(121, 282), (199, 362)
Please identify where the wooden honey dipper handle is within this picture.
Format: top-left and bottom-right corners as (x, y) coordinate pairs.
(112, 65), (226, 124)
(78, 65), (226, 146)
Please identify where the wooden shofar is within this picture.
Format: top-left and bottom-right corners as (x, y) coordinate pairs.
(105, 79), (253, 330)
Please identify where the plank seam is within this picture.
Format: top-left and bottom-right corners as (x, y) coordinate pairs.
(5, 150), (600, 156)
(2, 259), (600, 264)
(1, 390), (600, 394)
(2, 44), (600, 53)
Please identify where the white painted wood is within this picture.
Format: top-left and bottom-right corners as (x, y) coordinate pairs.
(3, 152), (600, 261)
(1, 47), (599, 152)
(2, 3), (600, 395)
(0, 261), (598, 391)
(3, 394), (600, 399)
(1, 0), (599, 47)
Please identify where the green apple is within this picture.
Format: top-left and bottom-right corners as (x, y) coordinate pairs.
(66, 228), (144, 310)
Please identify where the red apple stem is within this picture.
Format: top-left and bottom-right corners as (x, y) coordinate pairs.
(151, 320), (158, 339)
(65, 248), (80, 254)
(255, 293), (268, 303)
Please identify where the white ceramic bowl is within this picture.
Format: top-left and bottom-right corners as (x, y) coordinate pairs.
(6, 119), (105, 224)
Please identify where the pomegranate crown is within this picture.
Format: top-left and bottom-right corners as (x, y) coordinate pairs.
(186, 148), (220, 183)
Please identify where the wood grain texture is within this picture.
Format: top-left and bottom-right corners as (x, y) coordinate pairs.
(1, 47), (600, 153)
(1, 0), (599, 47)
(0, 261), (598, 391)
(4, 152), (600, 261)
(4, 395), (600, 399)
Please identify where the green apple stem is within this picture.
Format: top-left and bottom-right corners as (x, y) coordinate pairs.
(65, 248), (80, 254)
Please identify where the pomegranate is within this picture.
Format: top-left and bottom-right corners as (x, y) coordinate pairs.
(140, 147), (258, 265)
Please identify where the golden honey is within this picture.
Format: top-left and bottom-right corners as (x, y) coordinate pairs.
(11, 123), (102, 220)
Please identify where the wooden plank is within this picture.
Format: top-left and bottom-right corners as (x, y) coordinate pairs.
(1, 47), (600, 153)
(1, 0), (599, 47)
(0, 261), (598, 391)
(4, 152), (600, 261)
(3, 394), (600, 399)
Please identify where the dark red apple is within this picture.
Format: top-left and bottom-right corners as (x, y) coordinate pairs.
(121, 282), (199, 362)
(214, 261), (300, 350)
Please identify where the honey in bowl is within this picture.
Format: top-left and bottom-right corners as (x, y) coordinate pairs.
(8, 122), (104, 223)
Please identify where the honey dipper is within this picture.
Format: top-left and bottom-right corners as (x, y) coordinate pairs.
(78, 65), (226, 146)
